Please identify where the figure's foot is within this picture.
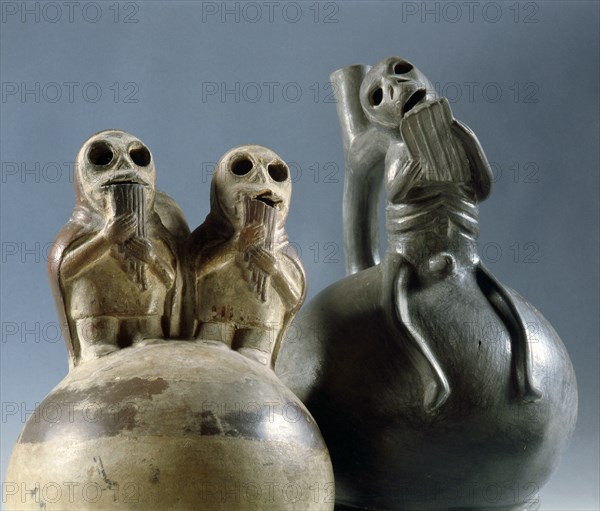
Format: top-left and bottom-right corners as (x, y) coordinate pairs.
(195, 338), (230, 350)
(196, 322), (234, 348)
(481, 500), (541, 511)
(459, 498), (541, 511)
(133, 338), (166, 347)
(237, 347), (270, 366)
(518, 497), (541, 511)
(79, 343), (119, 362)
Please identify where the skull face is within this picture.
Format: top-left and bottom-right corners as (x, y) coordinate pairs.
(212, 145), (291, 229)
(359, 56), (436, 130)
(75, 129), (156, 215)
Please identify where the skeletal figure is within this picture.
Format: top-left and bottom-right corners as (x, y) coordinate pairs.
(190, 145), (306, 367)
(331, 57), (540, 410)
(48, 130), (187, 367)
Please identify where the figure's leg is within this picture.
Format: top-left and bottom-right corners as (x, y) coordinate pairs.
(234, 327), (275, 366)
(476, 264), (542, 402)
(123, 315), (163, 346)
(382, 255), (450, 412)
(75, 316), (119, 362)
(197, 321), (235, 348)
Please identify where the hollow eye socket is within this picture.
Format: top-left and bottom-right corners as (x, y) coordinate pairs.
(268, 162), (288, 182)
(129, 145), (152, 167)
(230, 156), (253, 176)
(393, 62), (413, 74)
(370, 87), (383, 106)
(88, 141), (114, 166)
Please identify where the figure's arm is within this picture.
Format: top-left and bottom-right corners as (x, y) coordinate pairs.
(331, 65), (390, 274)
(271, 254), (304, 308)
(61, 214), (136, 281)
(125, 237), (176, 288)
(385, 142), (422, 203)
(342, 157), (384, 275)
(451, 119), (493, 201)
(245, 247), (304, 308)
(194, 240), (237, 280)
(330, 65), (372, 153)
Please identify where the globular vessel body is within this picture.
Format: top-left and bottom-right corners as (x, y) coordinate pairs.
(278, 260), (577, 510)
(7, 341), (334, 511)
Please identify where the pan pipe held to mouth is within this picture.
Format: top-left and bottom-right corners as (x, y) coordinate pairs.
(111, 183), (148, 289)
(244, 195), (277, 302)
(400, 98), (471, 183)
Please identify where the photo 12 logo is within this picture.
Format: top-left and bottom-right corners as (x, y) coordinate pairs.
(2, 480), (139, 505)
(433, 81), (540, 104)
(2, 82), (140, 104)
(197, 481), (335, 505)
(399, 2), (540, 24)
(200, 2), (340, 24)
(1, 2), (140, 24)
(201, 81), (337, 105)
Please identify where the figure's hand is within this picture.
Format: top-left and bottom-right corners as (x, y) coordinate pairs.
(387, 158), (423, 203)
(239, 224), (265, 251)
(126, 238), (175, 287)
(247, 247), (278, 276)
(103, 214), (137, 244)
(400, 159), (422, 180)
(125, 237), (155, 264)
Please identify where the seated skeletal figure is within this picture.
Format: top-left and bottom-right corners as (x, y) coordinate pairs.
(49, 130), (188, 367)
(331, 56), (539, 410)
(189, 145), (306, 367)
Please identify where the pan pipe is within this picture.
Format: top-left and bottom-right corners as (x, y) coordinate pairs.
(111, 183), (147, 289)
(400, 98), (471, 183)
(244, 195), (276, 302)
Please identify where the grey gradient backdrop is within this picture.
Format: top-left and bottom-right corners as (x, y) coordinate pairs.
(0, 1), (598, 509)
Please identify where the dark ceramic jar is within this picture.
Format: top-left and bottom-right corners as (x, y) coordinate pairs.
(276, 250), (577, 510)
